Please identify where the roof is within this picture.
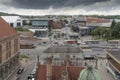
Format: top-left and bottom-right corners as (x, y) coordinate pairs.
(18, 31), (33, 38)
(87, 17), (110, 23)
(0, 17), (17, 39)
(30, 18), (51, 21)
(36, 65), (84, 80)
(78, 67), (103, 80)
(44, 44), (82, 53)
(107, 51), (120, 63)
(1, 16), (21, 23)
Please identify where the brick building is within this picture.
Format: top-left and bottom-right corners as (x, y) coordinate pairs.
(0, 17), (20, 80)
(36, 56), (84, 80)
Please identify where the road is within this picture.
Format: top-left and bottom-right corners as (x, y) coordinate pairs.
(10, 41), (50, 80)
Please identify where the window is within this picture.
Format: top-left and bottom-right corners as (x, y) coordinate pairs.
(6, 41), (11, 59)
(0, 45), (2, 64)
(17, 22), (21, 26)
(10, 23), (14, 27)
(14, 38), (18, 53)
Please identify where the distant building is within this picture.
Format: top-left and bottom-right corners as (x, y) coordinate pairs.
(0, 17), (20, 80)
(19, 31), (34, 40)
(71, 16), (86, 27)
(107, 51), (120, 79)
(72, 26), (90, 36)
(18, 32), (34, 49)
(1, 16), (23, 27)
(78, 26), (90, 36)
(29, 18), (51, 39)
(50, 20), (63, 29)
(86, 17), (111, 28)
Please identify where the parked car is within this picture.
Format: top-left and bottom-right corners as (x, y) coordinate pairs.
(27, 74), (35, 80)
(17, 68), (24, 74)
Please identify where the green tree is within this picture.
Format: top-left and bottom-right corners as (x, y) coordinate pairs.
(112, 22), (120, 38)
(92, 27), (110, 39)
(111, 19), (116, 29)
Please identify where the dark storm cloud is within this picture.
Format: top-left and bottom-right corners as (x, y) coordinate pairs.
(3, 0), (111, 9)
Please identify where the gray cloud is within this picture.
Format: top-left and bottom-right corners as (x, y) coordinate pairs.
(1, 0), (112, 9)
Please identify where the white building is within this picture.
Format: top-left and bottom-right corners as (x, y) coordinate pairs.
(1, 16), (23, 27)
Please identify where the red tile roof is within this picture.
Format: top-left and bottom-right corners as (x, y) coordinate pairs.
(0, 17), (17, 39)
(87, 17), (110, 23)
(36, 65), (84, 80)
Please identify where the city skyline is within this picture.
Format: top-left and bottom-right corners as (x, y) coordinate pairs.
(0, 0), (120, 15)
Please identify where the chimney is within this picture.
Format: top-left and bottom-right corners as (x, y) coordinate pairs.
(46, 57), (53, 80)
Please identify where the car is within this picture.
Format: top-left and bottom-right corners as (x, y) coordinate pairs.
(17, 68), (24, 74)
(27, 74), (35, 80)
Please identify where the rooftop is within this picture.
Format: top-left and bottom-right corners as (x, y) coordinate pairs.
(87, 17), (110, 23)
(1, 16), (21, 23)
(44, 44), (82, 53)
(108, 50), (120, 62)
(36, 65), (84, 80)
(0, 17), (17, 39)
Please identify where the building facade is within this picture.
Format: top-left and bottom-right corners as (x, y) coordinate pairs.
(107, 51), (120, 79)
(29, 18), (51, 38)
(0, 17), (20, 80)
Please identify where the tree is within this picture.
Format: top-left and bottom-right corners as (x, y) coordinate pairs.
(91, 27), (110, 39)
(112, 22), (120, 38)
(111, 19), (116, 29)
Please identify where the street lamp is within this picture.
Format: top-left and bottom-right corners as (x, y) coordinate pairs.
(94, 55), (98, 69)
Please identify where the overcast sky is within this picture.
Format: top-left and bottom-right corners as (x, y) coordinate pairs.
(0, 0), (120, 15)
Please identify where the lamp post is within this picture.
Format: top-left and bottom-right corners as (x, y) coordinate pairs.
(94, 55), (98, 69)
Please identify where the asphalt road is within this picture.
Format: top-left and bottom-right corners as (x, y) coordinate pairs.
(19, 45), (48, 80)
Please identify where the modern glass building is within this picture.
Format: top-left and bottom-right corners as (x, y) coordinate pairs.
(29, 19), (50, 38)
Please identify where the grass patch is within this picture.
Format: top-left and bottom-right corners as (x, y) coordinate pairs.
(19, 54), (29, 59)
(14, 27), (30, 32)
